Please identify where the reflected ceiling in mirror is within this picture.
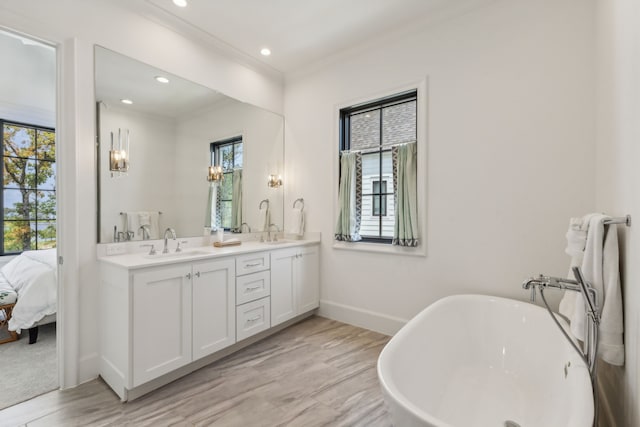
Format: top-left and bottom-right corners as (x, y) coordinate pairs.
(95, 46), (284, 243)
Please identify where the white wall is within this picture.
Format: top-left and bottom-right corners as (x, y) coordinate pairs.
(285, 0), (597, 332)
(0, 31), (55, 127)
(594, 0), (640, 425)
(0, 0), (283, 388)
(99, 105), (177, 241)
(174, 99), (284, 236)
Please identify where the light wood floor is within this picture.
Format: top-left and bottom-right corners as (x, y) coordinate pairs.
(0, 316), (391, 427)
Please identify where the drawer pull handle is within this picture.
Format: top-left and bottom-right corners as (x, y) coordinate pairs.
(195, 271), (201, 278)
(186, 273), (191, 279)
(245, 262), (262, 267)
(245, 285), (261, 292)
(247, 315), (262, 323)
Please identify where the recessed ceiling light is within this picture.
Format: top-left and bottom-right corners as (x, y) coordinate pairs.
(155, 76), (170, 84)
(173, 0), (187, 7)
(120, 99), (133, 105)
(260, 48), (271, 56)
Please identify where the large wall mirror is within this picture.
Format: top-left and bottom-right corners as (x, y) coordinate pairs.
(95, 46), (284, 243)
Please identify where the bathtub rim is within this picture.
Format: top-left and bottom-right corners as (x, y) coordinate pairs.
(377, 293), (593, 427)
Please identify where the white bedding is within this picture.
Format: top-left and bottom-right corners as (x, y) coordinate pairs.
(4, 249), (57, 333)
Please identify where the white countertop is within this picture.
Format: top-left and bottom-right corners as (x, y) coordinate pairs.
(98, 237), (320, 270)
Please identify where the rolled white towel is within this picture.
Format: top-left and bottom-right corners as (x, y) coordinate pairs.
(290, 207), (305, 237)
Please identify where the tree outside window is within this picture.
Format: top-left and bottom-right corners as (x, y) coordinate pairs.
(2, 121), (56, 254)
(211, 136), (242, 230)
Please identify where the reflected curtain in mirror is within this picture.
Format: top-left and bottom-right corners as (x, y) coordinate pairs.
(231, 169), (242, 231)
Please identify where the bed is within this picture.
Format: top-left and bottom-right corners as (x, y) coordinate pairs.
(0, 249), (57, 344)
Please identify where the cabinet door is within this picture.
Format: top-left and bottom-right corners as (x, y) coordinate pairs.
(270, 247), (297, 327)
(192, 258), (236, 360)
(132, 264), (192, 387)
(297, 245), (320, 314)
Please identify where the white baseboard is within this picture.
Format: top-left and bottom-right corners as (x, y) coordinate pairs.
(78, 352), (99, 385)
(318, 300), (407, 336)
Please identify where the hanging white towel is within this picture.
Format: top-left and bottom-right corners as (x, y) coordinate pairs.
(559, 214), (624, 366)
(146, 212), (160, 239)
(565, 216), (590, 257)
(290, 207), (305, 237)
(126, 212), (142, 240)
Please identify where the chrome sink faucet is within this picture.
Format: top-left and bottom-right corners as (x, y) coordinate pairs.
(267, 223), (280, 242)
(163, 228), (177, 253)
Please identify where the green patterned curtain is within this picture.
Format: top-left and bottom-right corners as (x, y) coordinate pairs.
(392, 142), (419, 246)
(335, 152), (362, 241)
(231, 169), (243, 231)
(204, 182), (216, 228)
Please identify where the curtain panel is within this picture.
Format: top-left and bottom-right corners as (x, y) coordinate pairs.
(392, 142), (419, 246)
(335, 151), (362, 241)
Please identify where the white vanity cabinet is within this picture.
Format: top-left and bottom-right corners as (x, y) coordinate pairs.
(234, 251), (271, 341)
(270, 245), (320, 327)
(131, 263), (193, 386)
(99, 241), (319, 401)
(99, 256), (236, 398)
(192, 258), (236, 360)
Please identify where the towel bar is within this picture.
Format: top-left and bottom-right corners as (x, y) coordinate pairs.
(120, 211), (163, 215)
(604, 215), (631, 227)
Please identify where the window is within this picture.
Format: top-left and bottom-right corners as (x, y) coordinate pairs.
(1, 121), (56, 254)
(339, 90), (417, 243)
(210, 136), (243, 230)
(372, 180), (388, 216)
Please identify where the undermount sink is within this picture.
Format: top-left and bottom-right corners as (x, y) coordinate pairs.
(142, 250), (210, 259)
(262, 239), (293, 245)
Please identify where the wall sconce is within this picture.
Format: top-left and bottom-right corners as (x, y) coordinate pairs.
(208, 165), (224, 183)
(267, 174), (282, 188)
(109, 128), (129, 177)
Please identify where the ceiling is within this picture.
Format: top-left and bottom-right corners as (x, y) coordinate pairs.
(95, 46), (227, 118)
(138, 0), (496, 75)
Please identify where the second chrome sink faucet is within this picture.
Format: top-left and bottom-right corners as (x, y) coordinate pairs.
(163, 228), (177, 253)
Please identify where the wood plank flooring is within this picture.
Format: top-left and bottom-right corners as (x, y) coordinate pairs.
(0, 316), (391, 427)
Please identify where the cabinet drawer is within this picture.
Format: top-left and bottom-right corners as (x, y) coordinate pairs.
(236, 252), (270, 276)
(236, 297), (270, 341)
(236, 270), (270, 305)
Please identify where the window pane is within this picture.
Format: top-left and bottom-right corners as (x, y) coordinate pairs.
(382, 150), (392, 177)
(37, 191), (56, 219)
(350, 110), (380, 150)
(382, 100), (416, 146)
(4, 220), (34, 253)
(37, 161), (56, 190)
(4, 125), (36, 158)
(4, 189), (36, 219)
(36, 221), (56, 249)
(4, 157), (35, 189)
(219, 174), (233, 200)
(220, 201), (232, 229)
(360, 195), (379, 237)
(233, 143), (243, 169)
(37, 129), (56, 160)
(361, 152), (379, 195)
(220, 145), (234, 171)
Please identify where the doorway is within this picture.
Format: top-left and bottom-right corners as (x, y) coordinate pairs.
(0, 28), (58, 410)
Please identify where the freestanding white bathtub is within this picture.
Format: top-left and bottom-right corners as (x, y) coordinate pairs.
(377, 294), (593, 427)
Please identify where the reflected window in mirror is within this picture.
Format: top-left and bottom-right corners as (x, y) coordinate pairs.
(1, 120), (57, 254)
(211, 136), (243, 231)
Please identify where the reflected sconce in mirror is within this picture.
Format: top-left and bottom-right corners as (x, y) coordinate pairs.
(109, 128), (130, 177)
(208, 165), (224, 183)
(267, 174), (282, 188)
